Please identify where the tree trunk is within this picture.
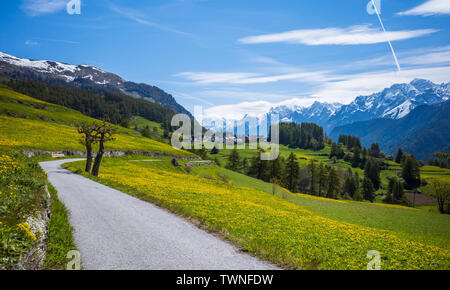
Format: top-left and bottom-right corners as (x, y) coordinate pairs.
(438, 198), (444, 214)
(85, 143), (93, 173)
(91, 138), (104, 177)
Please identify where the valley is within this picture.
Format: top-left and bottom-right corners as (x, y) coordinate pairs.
(0, 80), (448, 270)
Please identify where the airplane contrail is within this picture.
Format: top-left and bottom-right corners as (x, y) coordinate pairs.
(371, 0), (401, 72)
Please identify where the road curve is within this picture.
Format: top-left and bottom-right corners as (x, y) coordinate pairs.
(40, 159), (278, 270)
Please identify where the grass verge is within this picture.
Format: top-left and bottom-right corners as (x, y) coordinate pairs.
(42, 183), (78, 270)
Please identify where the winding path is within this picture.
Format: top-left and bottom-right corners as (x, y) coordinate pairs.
(40, 159), (277, 270)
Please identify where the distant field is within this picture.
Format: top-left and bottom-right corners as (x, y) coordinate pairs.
(129, 116), (163, 133)
(208, 145), (450, 203)
(129, 116), (168, 143)
(0, 88), (192, 157)
(64, 157), (450, 270)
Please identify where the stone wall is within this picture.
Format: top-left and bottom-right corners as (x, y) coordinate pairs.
(21, 150), (201, 160)
(16, 186), (51, 270)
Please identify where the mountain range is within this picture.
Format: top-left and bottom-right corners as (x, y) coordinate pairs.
(0, 52), (448, 160)
(0, 52), (191, 116)
(330, 100), (450, 161)
(268, 79), (450, 160)
(270, 79), (450, 133)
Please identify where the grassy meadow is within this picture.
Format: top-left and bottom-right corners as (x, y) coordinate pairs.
(208, 145), (450, 209)
(1, 85), (449, 270)
(0, 87), (192, 156)
(64, 157), (450, 270)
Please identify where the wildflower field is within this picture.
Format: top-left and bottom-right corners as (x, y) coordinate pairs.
(208, 145), (450, 205)
(0, 148), (76, 269)
(65, 157), (450, 270)
(0, 87), (192, 157)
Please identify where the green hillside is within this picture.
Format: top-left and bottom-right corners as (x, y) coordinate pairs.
(64, 156), (450, 269)
(1, 85), (448, 270)
(207, 144), (450, 210)
(0, 87), (192, 157)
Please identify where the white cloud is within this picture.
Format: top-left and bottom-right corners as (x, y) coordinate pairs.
(401, 47), (450, 66)
(21, 0), (67, 16)
(204, 98), (316, 121)
(313, 66), (450, 103)
(342, 45), (450, 69)
(398, 0), (450, 16)
(178, 44), (450, 120)
(238, 25), (437, 46)
(247, 56), (285, 66)
(175, 71), (328, 85)
(109, 4), (193, 37)
(25, 40), (39, 46)
(200, 65), (450, 120)
(175, 72), (259, 84)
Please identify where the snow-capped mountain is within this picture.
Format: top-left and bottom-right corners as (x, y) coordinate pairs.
(270, 101), (342, 126)
(268, 79), (450, 133)
(0, 52), (191, 116)
(326, 79), (449, 131)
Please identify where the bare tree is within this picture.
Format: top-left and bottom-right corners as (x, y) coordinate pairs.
(427, 180), (450, 214)
(435, 152), (450, 168)
(91, 120), (116, 177)
(77, 122), (100, 173)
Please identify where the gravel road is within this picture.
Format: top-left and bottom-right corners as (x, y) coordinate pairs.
(40, 159), (278, 270)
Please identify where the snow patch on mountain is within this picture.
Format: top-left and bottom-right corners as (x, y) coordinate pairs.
(0, 51), (122, 85)
(0, 51), (192, 116)
(266, 79), (449, 133)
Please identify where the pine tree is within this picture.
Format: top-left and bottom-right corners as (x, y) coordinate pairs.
(353, 172), (361, 200)
(395, 148), (404, 164)
(225, 149), (241, 172)
(386, 176), (405, 203)
(214, 157), (222, 167)
(242, 157), (249, 173)
(120, 118), (130, 128)
(342, 169), (357, 199)
(330, 142), (338, 158)
(369, 143), (381, 158)
(269, 157), (284, 181)
(352, 145), (361, 167)
(284, 153), (300, 192)
(402, 155), (421, 189)
(309, 159), (317, 195)
(354, 171), (360, 189)
(247, 154), (269, 181)
(141, 125), (151, 138)
(317, 163), (328, 197)
(364, 158), (381, 189)
(361, 147), (368, 168)
(210, 146), (219, 155)
(326, 167), (340, 199)
(362, 177), (375, 202)
(197, 146), (208, 160)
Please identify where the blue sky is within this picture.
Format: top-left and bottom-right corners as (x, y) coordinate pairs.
(1, 0), (450, 119)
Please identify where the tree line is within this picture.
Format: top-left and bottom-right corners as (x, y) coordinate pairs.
(223, 149), (382, 202)
(6, 79), (175, 131)
(218, 131), (430, 207)
(278, 122), (325, 151)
